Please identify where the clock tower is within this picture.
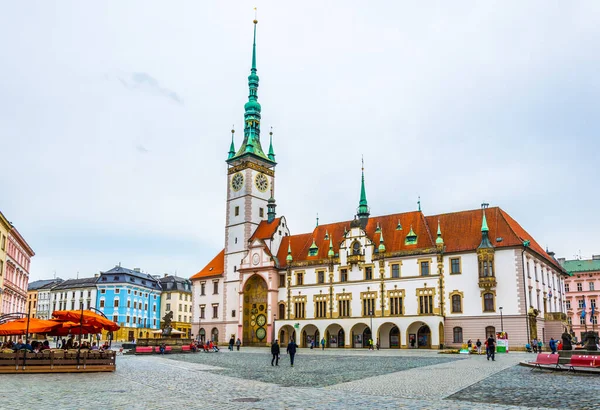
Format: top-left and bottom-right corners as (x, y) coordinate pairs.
(224, 17), (276, 282)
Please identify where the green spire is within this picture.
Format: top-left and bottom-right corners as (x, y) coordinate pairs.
(227, 128), (236, 159)
(396, 219), (403, 230)
(375, 222), (381, 233)
(481, 211), (489, 232)
(316, 213), (319, 227)
(286, 242), (293, 263)
(478, 205), (493, 249)
(417, 196), (421, 212)
(308, 238), (318, 256)
(436, 219), (444, 245)
(268, 128), (275, 161)
(378, 229), (386, 253)
(328, 236), (334, 258)
(357, 157), (370, 219)
(405, 225), (417, 245)
(227, 17), (274, 165)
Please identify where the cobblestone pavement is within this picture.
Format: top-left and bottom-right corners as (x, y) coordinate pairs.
(0, 348), (596, 409)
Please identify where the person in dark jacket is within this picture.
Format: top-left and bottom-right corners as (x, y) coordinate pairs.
(271, 339), (280, 366)
(486, 336), (495, 361)
(229, 336), (235, 351)
(286, 339), (297, 367)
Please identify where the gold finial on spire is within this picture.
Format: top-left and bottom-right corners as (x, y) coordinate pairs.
(253, 6), (258, 24)
(270, 126), (273, 136)
(231, 124), (235, 134)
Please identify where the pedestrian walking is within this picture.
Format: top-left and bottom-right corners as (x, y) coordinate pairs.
(532, 338), (538, 353)
(236, 338), (241, 351)
(287, 339), (297, 367)
(376, 338), (380, 351)
(467, 339), (472, 351)
(271, 339), (280, 366)
(537, 339), (543, 353)
(229, 336), (235, 351)
(368, 338), (373, 350)
(475, 339), (482, 354)
(486, 335), (495, 361)
(321, 338), (325, 351)
(549, 338), (557, 354)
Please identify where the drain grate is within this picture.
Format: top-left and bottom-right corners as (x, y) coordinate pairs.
(232, 397), (261, 403)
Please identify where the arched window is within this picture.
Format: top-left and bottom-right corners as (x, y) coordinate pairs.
(453, 327), (463, 343)
(352, 241), (361, 255)
(211, 327), (219, 343)
(451, 295), (462, 313)
(278, 303), (285, 320)
(199, 328), (206, 342)
(483, 293), (495, 312)
(485, 326), (496, 339)
(483, 261), (489, 277)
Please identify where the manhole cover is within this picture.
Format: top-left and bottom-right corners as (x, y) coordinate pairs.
(232, 398), (261, 403)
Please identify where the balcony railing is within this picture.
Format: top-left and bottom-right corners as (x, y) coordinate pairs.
(478, 276), (497, 289)
(347, 254), (364, 265)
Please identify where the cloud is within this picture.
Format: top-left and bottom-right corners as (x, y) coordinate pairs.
(114, 72), (183, 104)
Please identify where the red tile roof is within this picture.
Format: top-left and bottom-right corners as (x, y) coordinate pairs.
(190, 249), (225, 280)
(249, 218), (282, 242)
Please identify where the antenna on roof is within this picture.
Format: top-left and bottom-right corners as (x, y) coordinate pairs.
(481, 202), (489, 210)
(77, 271), (79, 279)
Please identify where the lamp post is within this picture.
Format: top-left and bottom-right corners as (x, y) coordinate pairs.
(369, 309), (374, 348)
(499, 306), (504, 333)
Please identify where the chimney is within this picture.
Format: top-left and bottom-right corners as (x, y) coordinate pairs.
(547, 250), (556, 258)
(593, 255), (600, 260)
(133, 268), (141, 272)
(558, 257), (566, 265)
(164, 273), (169, 278)
(94, 273), (99, 278)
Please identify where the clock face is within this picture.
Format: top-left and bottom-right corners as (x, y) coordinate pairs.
(256, 327), (266, 340)
(252, 253), (260, 265)
(231, 173), (244, 192)
(254, 173), (268, 192)
(256, 314), (266, 326)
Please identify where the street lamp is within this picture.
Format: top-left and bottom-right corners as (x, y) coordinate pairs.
(499, 306), (504, 333)
(369, 309), (374, 348)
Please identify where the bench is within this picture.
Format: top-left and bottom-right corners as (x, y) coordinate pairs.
(569, 355), (600, 371)
(530, 353), (560, 371)
(135, 346), (154, 355)
(155, 346), (172, 354)
(181, 345), (191, 352)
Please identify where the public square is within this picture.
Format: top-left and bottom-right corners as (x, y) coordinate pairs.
(1, 348), (598, 409)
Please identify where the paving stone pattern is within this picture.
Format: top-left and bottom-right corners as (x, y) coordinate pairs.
(0, 348), (597, 409)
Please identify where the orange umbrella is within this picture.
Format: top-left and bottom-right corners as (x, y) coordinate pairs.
(47, 321), (103, 336)
(0, 318), (64, 336)
(52, 310), (120, 331)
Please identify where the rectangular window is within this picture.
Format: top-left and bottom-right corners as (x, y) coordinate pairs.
(166, 293), (171, 300)
(577, 283), (583, 292)
(451, 295), (462, 313)
(179, 304), (182, 311)
(200, 305), (205, 319)
(178, 315), (181, 322)
(145, 303), (148, 310)
(450, 258), (461, 274)
(580, 316), (586, 325)
(391, 264), (400, 278)
(317, 271), (325, 284)
(153, 304), (156, 312)
(534, 265), (538, 281)
(113, 315), (118, 323)
(420, 261), (430, 276)
(315, 300), (327, 318)
(259, 208), (264, 218)
(419, 295), (433, 314)
(212, 305), (218, 319)
(362, 297), (375, 316)
(390, 297), (403, 315)
(294, 302), (305, 319)
(340, 269), (348, 282)
(133, 317), (137, 324)
(566, 300), (571, 310)
(70, 301), (75, 310)
(453, 327), (463, 343)
(213, 281), (219, 295)
(115, 289), (120, 294)
(114, 299), (119, 307)
(365, 267), (373, 280)
(166, 303), (171, 311)
(590, 282), (595, 291)
(591, 299), (597, 309)
(234, 206), (239, 216)
(231, 310), (236, 318)
(127, 300), (131, 308)
(297, 272), (303, 286)
(565, 283), (570, 293)
(592, 316), (598, 325)
(0, 235), (5, 250)
(279, 274), (286, 288)
(338, 299), (350, 317)
(100, 300), (105, 308)
(527, 262), (530, 278)
(128, 289), (131, 294)
(200, 283), (206, 296)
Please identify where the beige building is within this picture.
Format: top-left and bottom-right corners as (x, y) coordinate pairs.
(159, 275), (193, 338)
(0, 211), (10, 315)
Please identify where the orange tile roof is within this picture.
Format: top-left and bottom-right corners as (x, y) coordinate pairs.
(190, 249), (225, 280)
(249, 218), (282, 242)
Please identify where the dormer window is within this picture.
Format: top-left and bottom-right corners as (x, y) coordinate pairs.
(352, 241), (361, 255)
(113, 276), (120, 281)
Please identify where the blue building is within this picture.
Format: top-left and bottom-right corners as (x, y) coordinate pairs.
(96, 265), (161, 341)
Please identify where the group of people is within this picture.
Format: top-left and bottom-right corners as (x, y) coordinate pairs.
(227, 337), (242, 351)
(465, 337), (496, 360)
(270, 339), (297, 367)
(1, 337), (104, 353)
(525, 338), (546, 353)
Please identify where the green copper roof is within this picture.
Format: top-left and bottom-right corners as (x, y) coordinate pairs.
(286, 242), (293, 263)
(357, 159), (370, 219)
(308, 239), (318, 256)
(478, 209), (493, 249)
(328, 237), (334, 258)
(396, 219), (402, 230)
(268, 130), (275, 161)
(227, 129), (236, 159)
(561, 259), (600, 275)
(378, 229), (386, 253)
(481, 211), (489, 232)
(227, 19), (275, 165)
(405, 225), (417, 245)
(436, 220), (444, 245)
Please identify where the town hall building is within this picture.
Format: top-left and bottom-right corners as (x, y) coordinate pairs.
(190, 18), (568, 349)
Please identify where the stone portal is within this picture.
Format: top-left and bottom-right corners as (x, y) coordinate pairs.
(243, 275), (268, 345)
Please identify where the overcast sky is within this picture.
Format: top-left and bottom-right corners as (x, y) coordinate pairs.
(1, 1), (599, 281)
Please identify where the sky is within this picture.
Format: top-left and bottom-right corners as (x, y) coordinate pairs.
(1, 1), (599, 282)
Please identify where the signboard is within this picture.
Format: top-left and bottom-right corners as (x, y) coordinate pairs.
(496, 332), (509, 353)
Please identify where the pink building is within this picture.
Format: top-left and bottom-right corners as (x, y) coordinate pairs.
(560, 255), (600, 342)
(2, 227), (35, 315)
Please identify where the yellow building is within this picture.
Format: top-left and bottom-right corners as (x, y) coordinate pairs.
(159, 275), (193, 338)
(0, 211), (11, 316)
